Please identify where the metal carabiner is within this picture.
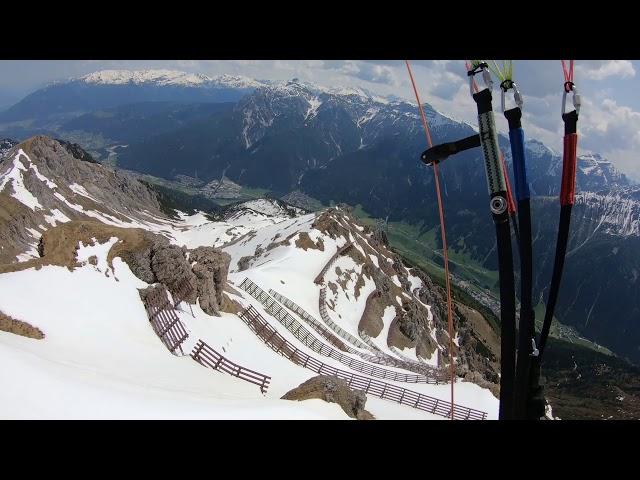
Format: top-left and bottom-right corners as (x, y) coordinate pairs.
(501, 81), (524, 113)
(530, 338), (540, 357)
(482, 67), (493, 90)
(562, 84), (581, 116)
(468, 62), (493, 96)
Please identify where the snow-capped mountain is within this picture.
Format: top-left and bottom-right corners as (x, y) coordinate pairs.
(529, 189), (640, 366)
(0, 70), (267, 125)
(573, 188), (640, 238)
(0, 135), (500, 419)
(577, 153), (631, 190)
(0, 136), (166, 263)
(80, 69), (213, 86)
(2, 69), (631, 196)
(111, 80), (640, 367)
(113, 77), (631, 202)
(117, 78), (464, 188)
(79, 69), (266, 89)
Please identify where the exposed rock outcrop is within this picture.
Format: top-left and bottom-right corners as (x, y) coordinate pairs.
(0, 221), (156, 274)
(117, 232), (169, 283)
(237, 255), (254, 272)
(312, 209), (349, 240)
(14, 136), (162, 218)
(0, 310), (44, 339)
(410, 267), (500, 388)
(394, 299), (438, 361)
(189, 246), (231, 316)
(127, 240), (231, 316)
(150, 244), (197, 299)
(0, 135), (166, 264)
(295, 231), (324, 251)
(463, 370), (500, 398)
(0, 219), (232, 318)
(220, 291), (244, 315)
(315, 207), (500, 393)
(282, 375), (375, 420)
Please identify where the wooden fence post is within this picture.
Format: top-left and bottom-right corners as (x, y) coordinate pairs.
(193, 341), (204, 362)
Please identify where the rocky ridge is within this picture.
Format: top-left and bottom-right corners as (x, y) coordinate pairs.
(312, 207), (500, 393)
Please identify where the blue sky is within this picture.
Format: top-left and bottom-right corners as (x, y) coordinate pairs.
(0, 60), (638, 181)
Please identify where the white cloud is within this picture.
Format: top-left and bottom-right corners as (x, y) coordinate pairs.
(577, 96), (640, 180)
(576, 60), (636, 81)
(398, 61), (639, 180)
(335, 61), (399, 86)
(580, 97), (640, 149)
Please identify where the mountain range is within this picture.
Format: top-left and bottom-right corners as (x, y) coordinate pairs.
(1, 69), (638, 365)
(0, 70), (263, 129)
(0, 135), (506, 419)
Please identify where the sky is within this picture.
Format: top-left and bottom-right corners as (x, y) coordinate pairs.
(0, 59), (638, 181)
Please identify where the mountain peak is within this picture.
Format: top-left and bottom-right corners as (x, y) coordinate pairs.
(13, 134), (57, 155)
(208, 74), (268, 89)
(577, 151), (629, 187)
(0, 135), (166, 263)
(80, 69), (211, 87)
(77, 69), (266, 90)
(525, 138), (557, 157)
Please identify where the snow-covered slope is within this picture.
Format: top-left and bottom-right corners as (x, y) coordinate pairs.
(574, 188), (640, 238)
(0, 135), (499, 418)
(217, 206), (499, 414)
(0, 243), (349, 419)
(578, 153), (628, 185)
(0, 181), (498, 418)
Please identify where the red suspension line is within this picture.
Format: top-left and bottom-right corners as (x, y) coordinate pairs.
(561, 59), (574, 83)
(405, 60), (456, 420)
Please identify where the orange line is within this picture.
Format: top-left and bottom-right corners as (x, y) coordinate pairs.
(405, 60), (456, 420)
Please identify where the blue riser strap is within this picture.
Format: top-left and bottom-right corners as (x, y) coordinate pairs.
(508, 127), (530, 202)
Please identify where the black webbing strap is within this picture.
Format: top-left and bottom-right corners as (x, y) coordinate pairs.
(538, 205), (572, 357)
(474, 88), (493, 114)
(504, 106), (522, 130)
(538, 109), (579, 357)
(496, 218), (517, 421)
(563, 110), (578, 135)
(502, 105), (537, 419)
(513, 199), (535, 418)
(472, 87), (517, 420)
(420, 134), (481, 165)
(529, 108), (579, 420)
